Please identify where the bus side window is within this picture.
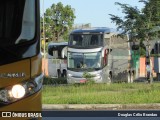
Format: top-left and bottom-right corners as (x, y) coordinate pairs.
(48, 47), (53, 56)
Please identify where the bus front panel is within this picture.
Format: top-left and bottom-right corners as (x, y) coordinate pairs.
(0, 0), (42, 114)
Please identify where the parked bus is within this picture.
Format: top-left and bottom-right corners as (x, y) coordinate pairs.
(48, 42), (68, 78)
(0, 0), (43, 115)
(67, 28), (131, 83)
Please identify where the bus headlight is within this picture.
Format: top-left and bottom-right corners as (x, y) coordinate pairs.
(11, 85), (25, 99)
(67, 73), (72, 77)
(0, 74), (43, 104)
(96, 72), (102, 77)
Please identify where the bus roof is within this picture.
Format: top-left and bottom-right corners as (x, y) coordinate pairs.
(48, 42), (68, 46)
(70, 27), (117, 34)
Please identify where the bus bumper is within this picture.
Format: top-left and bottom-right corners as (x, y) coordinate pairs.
(0, 90), (42, 120)
(67, 76), (103, 84)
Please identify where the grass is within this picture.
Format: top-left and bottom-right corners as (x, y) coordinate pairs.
(42, 83), (160, 104)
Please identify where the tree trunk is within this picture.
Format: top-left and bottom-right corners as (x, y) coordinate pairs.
(149, 56), (153, 84)
(146, 36), (153, 84)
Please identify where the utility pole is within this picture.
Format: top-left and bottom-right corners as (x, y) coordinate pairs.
(43, 0), (46, 75)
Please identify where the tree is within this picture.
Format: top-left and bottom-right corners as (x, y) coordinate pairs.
(109, 0), (160, 83)
(139, 0), (160, 83)
(109, 2), (146, 40)
(42, 2), (76, 41)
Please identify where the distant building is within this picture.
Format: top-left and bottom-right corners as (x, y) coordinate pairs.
(73, 23), (91, 29)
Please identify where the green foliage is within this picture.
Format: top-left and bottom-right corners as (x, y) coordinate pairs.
(139, 40), (146, 56)
(109, 2), (142, 41)
(41, 2), (76, 42)
(83, 72), (95, 79)
(82, 72), (95, 84)
(109, 0), (160, 41)
(140, 0), (160, 38)
(141, 0), (160, 25)
(139, 47), (146, 56)
(151, 54), (160, 57)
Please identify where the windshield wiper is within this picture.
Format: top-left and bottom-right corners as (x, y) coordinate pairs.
(0, 46), (21, 58)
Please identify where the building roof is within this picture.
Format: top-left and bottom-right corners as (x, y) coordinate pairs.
(71, 27), (117, 34)
(48, 42), (68, 46)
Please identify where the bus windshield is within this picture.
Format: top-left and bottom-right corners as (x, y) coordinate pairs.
(69, 34), (103, 47)
(68, 52), (102, 70)
(48, 42), (68, 59)
(0, 0), (37, 65)
(0, 0), (35, 46)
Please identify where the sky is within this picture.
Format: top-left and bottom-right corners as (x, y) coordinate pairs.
(40, 0), (145, 29)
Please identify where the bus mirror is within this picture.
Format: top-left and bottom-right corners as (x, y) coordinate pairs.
(109, 49), (112, 52)
(53, 51), (58, 59)
(102, 50), (104, 57)
(102, 49), (109, 57)
(132, 45), (139, 50)
(61, 46), (68, 58)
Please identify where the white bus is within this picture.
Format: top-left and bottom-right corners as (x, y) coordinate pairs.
(48, 42), (68, 78)
(67, 28), (131, 83)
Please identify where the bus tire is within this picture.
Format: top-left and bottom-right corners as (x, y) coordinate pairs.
(108, 72), (112, 83)
(62, 69), (67, 77)
(57, 69), (61, 78)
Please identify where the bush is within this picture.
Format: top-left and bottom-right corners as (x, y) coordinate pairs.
(83, 72), (95, 84)
(43, 77), (67, 85)
(140, 47), (146, 57)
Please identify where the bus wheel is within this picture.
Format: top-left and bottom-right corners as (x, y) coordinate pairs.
(62, 70), (67, 77)
(108, 73), (112, 83)
(57, 69), (61, 78)
(127, 72), (131, 83)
